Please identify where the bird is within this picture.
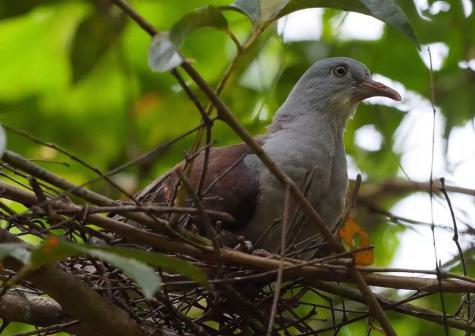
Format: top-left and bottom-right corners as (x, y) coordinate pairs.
(128, 57), (401, 257)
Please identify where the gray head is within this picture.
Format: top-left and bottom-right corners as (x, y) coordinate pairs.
(270, 57), (401, 132)
(297, 57), (400, 103)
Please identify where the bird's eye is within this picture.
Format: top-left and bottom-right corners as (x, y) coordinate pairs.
(333, 65), (348, 77)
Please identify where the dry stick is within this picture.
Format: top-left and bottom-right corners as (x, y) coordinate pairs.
(310, 280), (475, 333)
(267, 186), (290, 336)
(5, 120), (208, 219)
(427, 46), (450, 336)
(358, 178), (475, 198)
(54, 204), (236, 223)
(439, 177), (471, 326)
(2, 183), (475, 332)
(175, 169), (223, 270)
(3, 180), (475, 296)
(359, 267), (475, 285)
(9, 320), (81, 336)
(1, 150), (210, 247)
(168, 71), (210, 230)
(439, 178), (468, 277)
(28, 177), (62, 225)
(361, 201), (454, 232)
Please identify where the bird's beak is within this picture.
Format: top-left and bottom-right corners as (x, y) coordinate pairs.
(352, 78), (401, 103)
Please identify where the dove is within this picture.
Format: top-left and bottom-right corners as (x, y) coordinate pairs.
(129, 57), (401, 256)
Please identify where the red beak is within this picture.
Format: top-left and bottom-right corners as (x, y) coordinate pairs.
(352, 79), (401, 103)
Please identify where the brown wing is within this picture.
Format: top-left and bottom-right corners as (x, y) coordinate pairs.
(134, 140), (263, 231)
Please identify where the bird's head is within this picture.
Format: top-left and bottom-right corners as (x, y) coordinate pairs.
(301, 57), (401, 108)
(270, 57), (401, 132)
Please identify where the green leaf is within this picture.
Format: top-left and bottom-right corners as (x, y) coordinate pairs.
(29, 237), (207, 298)
(358, 0), (418, 45)
(29, 236), (78, 266)
(30, 237), (161, 299)
(170, 5), (228, 44)
(88, 249), (160, 299)
(95, 246), (208, 286)
(148, 33), (184, 72)
(148, 5), (229, 72)
(70, 12), (125, 83)
(231, 0), (418, 45)
(0, 0), (57, 19)
(230, 0), (290, 25)
(0, 243), (30, 264)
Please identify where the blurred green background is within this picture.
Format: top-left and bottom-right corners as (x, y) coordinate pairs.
(1, 0), (475, 334)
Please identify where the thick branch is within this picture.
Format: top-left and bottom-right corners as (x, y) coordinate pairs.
(2, 180), (473, 293)
(0, 291), (64, 326)
(0, 291), (105, 336)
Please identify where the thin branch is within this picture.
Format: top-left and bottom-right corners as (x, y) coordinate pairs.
(358, 178), (475, 198)
(267, 186), (290, 335)
(3, 181), (474, 294)
(4, 125), (138, 202)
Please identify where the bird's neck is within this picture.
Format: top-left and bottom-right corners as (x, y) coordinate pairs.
(268, 93), (357, 137)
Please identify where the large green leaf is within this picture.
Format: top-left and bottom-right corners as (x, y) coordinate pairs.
(230, 0), (418, 45)
(148, 5), (229, 72)
(30, 237), (160, 299)
(0, 0), (57, 19)
(70, 11), (126, 83)
(94, 245), (208, 286)
(0, 243), (30, 264)
(230, 0), (290, 24)
(87, 249), (160, 299)
(29, 237), (207, 298)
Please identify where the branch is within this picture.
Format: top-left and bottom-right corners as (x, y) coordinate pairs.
(1, 150), (210, 246)
(0, 291), (64, 326)
(0, 291), (106, 336)
(309, 279), (475, 332)
(3, 172), (475, 294)
(2, 180), (475, 331)
(358, 178), (475, 199)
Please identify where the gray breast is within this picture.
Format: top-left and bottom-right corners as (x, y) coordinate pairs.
(240, 127), (347, 256)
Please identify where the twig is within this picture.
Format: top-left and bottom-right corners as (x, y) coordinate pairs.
(358, 178), (475, 198)
(439, 177), (471, 326)
(4, 179), (474, 295)
(427, 45), (450, 336)
(4, 125), (138, 202)
(4, 180), (475, 332)
(175, 169), (223, 273)
(110, 0), (157, 35)
(2, 150), (211, 247)
(54, 204), (236, 223)
(10, 320), (80, 336)
(267, 186), (290, 335)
